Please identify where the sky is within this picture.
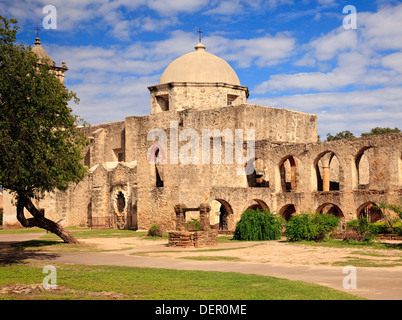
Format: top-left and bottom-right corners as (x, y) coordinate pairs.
(1, 0), (402, 139)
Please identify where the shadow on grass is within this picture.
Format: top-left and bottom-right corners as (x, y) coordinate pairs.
(0, 240), (61, 266)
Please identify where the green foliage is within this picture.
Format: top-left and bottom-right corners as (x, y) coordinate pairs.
(393, 222), (402, 236)
(186, 218), (200, 231)
(371, 222), (392, 234)
(361, 127), (400, 137)
(375, 201), (402, 220)
(345, 218), (376, 242)
(285, 213), (340, 242)
(326, 130), (355, 141)
(233, 209), (282, 241)
(147, 224), (164, 237)
(0, 16), (88, 200)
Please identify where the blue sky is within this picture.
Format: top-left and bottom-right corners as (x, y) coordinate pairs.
(1, 0), (402, 138)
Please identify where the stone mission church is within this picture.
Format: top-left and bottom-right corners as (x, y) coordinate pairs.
(2, 36), (402, 232)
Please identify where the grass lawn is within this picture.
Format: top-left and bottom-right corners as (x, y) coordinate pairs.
(0, 263), (365, 300)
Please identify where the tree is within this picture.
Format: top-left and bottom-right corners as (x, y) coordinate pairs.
(326, 130), (355, 141)
(361, 127), (401, 137)
(0, 16), (88, 244)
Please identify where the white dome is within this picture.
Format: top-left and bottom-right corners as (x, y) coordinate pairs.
(159, 43), (241, 86)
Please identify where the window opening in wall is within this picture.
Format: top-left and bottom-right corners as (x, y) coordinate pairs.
(280, 156), (298, 192)
(156, 94), (169, 111)
(247, 159), (269, 187)
(113, 148), (124, 162)
(315, 152), (340, 192)
(117, 192), (125, 213)
(154, 147), (164, 187)
(356, 148), (371, 190)
(227, 94), (238, 106)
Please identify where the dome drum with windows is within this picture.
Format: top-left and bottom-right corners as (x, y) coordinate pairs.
(148, 42), (249, 114)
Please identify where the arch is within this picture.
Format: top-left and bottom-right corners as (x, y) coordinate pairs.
(356, 202), (383, 223)
(211, 199), (234, 231)
(354, 147), (374, 190)
(246, 158), (269, 187)
(279, 156), (299, 192)
(314, 151), (340, 192)
(244, 199), (270, 212)
(279, 204), (298, 221)
(316, 203), (344, 218)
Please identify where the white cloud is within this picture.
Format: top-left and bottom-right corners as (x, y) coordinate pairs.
(249, 87), (402, 136)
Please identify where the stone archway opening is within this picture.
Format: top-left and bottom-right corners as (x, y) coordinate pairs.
(316, 202), (345, 231)
(211, 199), (234, 232)
(279, 204), (297, 221)
(244, 199), (270, 212)
(279, 156), (299, 192)
(357, 202), (383, 223)
(314, 151), (340, 192)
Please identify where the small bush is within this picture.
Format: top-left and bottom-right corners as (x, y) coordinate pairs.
(186, 218), (201, 231)
(393, 222), (402, 236)
(371, 222), (392, 234)
(344, 218), (375, 242)
(233, 209), (282, 241)
(285, 213), (340, 242)
(147, 224), (164, 237)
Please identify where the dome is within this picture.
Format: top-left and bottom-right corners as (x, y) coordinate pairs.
(159, 42), (241, 86)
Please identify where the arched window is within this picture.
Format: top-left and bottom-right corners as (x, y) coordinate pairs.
(315, 151), (340, 191)
(247, 159), (269, 187)
(355, 147), (373, 190)
(280, 156), (299, 192)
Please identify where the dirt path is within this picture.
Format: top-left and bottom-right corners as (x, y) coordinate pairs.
(78, 236), (402, 268)
(1, 233), (402, 300)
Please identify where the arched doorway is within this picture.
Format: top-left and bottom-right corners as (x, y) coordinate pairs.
(279, 204), (297, 221)
(211, 199), (234, 231)
(316, 203), (345, 230)
(357, 202), (383, 223)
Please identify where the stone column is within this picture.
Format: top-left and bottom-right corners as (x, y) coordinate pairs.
(199, 202), (211, 231)
(322, 166), (330, 192)
(174, 203), (186, 231)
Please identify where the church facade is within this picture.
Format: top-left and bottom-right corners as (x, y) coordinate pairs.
(2, 39), (402, 232)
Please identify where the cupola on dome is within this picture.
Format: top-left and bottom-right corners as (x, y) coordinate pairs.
(159, 42), (241, 86)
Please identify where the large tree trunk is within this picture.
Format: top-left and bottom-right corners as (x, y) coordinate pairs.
(16, 194), (79, 244)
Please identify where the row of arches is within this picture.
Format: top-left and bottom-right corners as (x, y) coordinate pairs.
(249, 147), (401, 192)
(210, 199), (384, 231)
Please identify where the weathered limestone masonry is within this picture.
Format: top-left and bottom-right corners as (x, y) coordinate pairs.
(168, 202), (218, 247)
(2, 39), (402, 233)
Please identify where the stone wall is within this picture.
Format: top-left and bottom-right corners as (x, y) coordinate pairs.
(168, 230), (218, 248)
(149, 82), (248, 114)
